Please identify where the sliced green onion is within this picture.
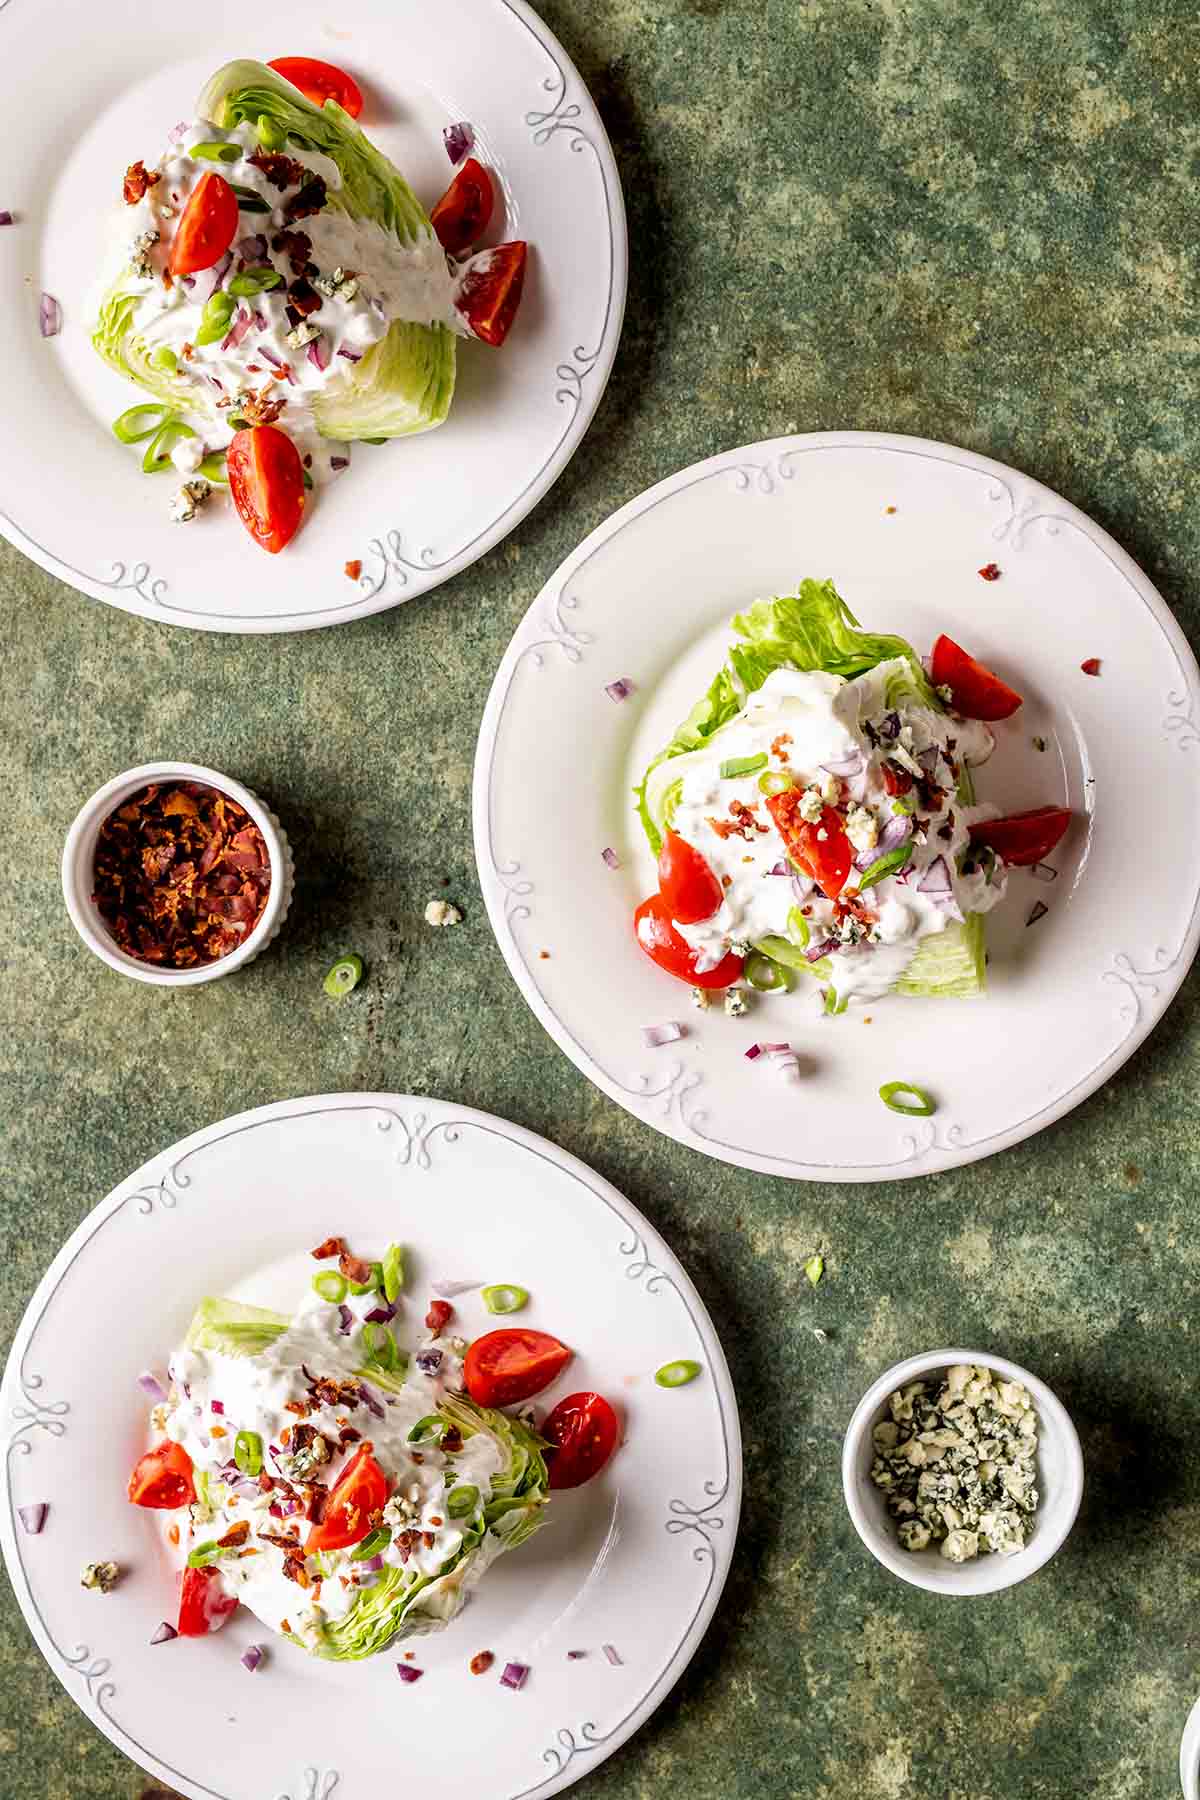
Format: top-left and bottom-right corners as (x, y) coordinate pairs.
(879, 1080), (935, 1116)
(195, 292), (236, 346)
(234, 1430), (263, 1477)
(361, 436), (388, 445)
(351, 1527), (391, 1561)
(187, 1540), (220, 1568)
(112, 402), (175, 445)
(481, 1284), (529, 1315)
(891, 793), (917, 816)
(822, 987), (848, 1016)
(142, 418), (196, 475)
(363, 1321), (400, 1369)
(856, 845), (912, 892)
(758, 933), (828, 977)
(655, 1360), (702, 1388)
(757, 770), (793, 796)
(407, 1414), (445, 1444)
(190, 141), (241, 163)
(229, 183), (272, 213)
(719, 752), (768, 780)
(786, 905), (810, 950)
(302, 470), (314, 491)
(447, 1483), (480, 1518)
(228, 267), (284, 297)
(743, 951), (789, 993)
(150, 346), (178, 373)
(256, 114), (288, 151)
(382, 1243), (405, 1303)
(313, 1270), (348, 1304)
(804, 1254), (824, 1286)
(324, 954), (363, 998)
(198, 450), (229, 485)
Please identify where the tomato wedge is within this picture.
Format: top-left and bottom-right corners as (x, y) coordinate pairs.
(930, 634), (1023, 721)
(305, 1445), (388, 1552)
(464, 1329), (572, 1408)
(968, 806), (1071, 866)
(268, 56), (364, 118)
(658, 831), (723, 924)
(765, 792), (853, 898)
(178, 1565), (238, 1637)
(168, 172), (240, 276)
(226, 425), (306, 555)
(128, 1440), (196, 1510)
(430, 157), (495, 256)
(633, 893), (745, 989)
(543, 1392), (619, 1490)
(454, 242), (528, 347)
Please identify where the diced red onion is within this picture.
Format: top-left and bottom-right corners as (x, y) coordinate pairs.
(330, 456), (349, 471)
(917, 745), (940, 774)
(820, 751), (863, 777)
(396, 1663), (424, 1683)
(138, 1371), (167, 1403)
(806, 938), (837, 963)
(878, 711), (901, 741)
(257, 345), (296, 383)
(241, 1645), (265, 1672)
(766, 861), (789, 877)
(358, 1554), (385, 1573)
(17, 1502), (47, 1535)
(414, 1349), (443, 1376)
(268, 1502), (283, 1519)
(791, 873), (814, 903)
(208, 376), (224, 393)
(190, 252), (232, 305)
(433, 1279), (480, 1298)
(602, 1644), (623, 1665)
(307, 334), (331, 372)
(168, 121), (188, 143)
(745, 1042), (788, 1061)
(221, 307), (254, 351)
(1030, 862), (1058, 883)
(443, 120), (476, 164)
(364, 1301), (398, 1325)
(0, 211), (13, 228)
(500, 1661), (529, 1690)
(567, 1649), (587, 1660)
(337, 1304), (353, 1336)
(234, 233), (268, 262)
(39, 293), (62, 338)
(210, 1399), (225, 1415)
(856, 814), (910, 870)
(605, 678), (635, 703)
(1027, 900), (1049, 926)
(337, 346), (363, 363)
(252, 308), (269, 331)
(641, 1022), (684, 1047)
(359, 1381), (386, 1417)
(601, 846), (620, 870)
(150, 1620), (178, 1645)
(917, 856), (953, 896)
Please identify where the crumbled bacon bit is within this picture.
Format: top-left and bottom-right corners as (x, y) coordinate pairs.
(280, 1426), (292, 1448)
(162, 270), (174, 291)
(282, 1554), (311, 1589)
(180, 342), (194, 360)
(429, 1515), (444, 1527)
(881, 762), (913, 797)
(217, 1520), (250, 1550)
(425, 1299), (454, 1333)
(311, 1236), (346, 1261)
(123, 160), (160, 205)
(167, 1524), (180, 1546)
(237, 1547), (260, 1558)
(441, 1426), (463, 1454)
(1081, 657), (1101, 676)
(470, 1651), (495, 1675)
(271, 228), (316, 276)
(284, 1400), (312, 1418)
(338, 1424), (362, 1450)
(771, 732), (792, 763)
(978, 562), (1001, 581)
(302, 1485), (329, 1524)
(91, 782), (270, 970)
(210, 1424), (227, 1438)
(287, 276), (323, 318)
(422, 1531), (436, 1550)
(280, 1618), (291, 1635)
(708, 799), (767, 841)
(283, 175), (328, 223)
(339, 1251), (375, 1286)
(248, 149), (308, 191)
(238, 385), (287, 428)
(345, 560), (363, 581)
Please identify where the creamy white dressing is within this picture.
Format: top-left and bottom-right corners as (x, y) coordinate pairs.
(161, 1294), (502, 1643)
(662, 662), (1006, 1004)
(106, 118), (467, 486)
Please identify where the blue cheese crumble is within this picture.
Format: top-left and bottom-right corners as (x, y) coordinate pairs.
(870, 1363), (1039, 1561)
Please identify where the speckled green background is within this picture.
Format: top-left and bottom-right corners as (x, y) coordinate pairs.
(5, 1), (1200, 1795)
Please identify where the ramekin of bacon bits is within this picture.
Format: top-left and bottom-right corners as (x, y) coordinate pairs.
(61, 762), (293, 986)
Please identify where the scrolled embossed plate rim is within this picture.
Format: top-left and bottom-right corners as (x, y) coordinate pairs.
(473, 429), (1200, 1181)
(0, 0), (626, 632)
(0, 1092), (740, 1800)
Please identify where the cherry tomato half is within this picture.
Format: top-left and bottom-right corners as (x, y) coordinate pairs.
(633, 893), (745, 988)
(177, 1565), (238, 1637)
(268, 56), (364, 118)
(543, 1392), (619, 1490)
(765, 792), (852, 898)
(464, 1329), (572, 1408)
(968, 805), (1071, 866)
(168, 172), (240, 276)
(430, 157), (495, 256)
(226, 425), (306, 555)
(658, 831), (723, 924)
(304, 1445), (389, 1552)
(128, 1440), (196, 1510)
(454, 242), (527, 347)
(930, 634), (1023, 722)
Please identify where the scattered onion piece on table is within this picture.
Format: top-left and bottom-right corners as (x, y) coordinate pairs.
(567, 1649), (587, 1660)
(1081, 657), (1102, 676)
(602, 1644), (623, 1666)
(745, 1041), (788, 1061)
(39, 292), (62, 337)
(601, 846), (620, 869)
(396, 1663), (424, 1683)
(150, 1621), (177, 1645)
(500, 1661), (530, 1691)
(432, 1279), (480, 1298)
(17, 1503), (47, 1535)
(605, 678), (635, 703)
(641, 1022), (684, 1048)
(241, 1645), (265, 1672)
(137, 1371), (167, 1403)
(444, 121), (476, 164)
(0, 210), (14, 227)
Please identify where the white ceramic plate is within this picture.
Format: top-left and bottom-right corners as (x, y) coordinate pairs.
(473, 431), (1200, 1182)
(0, 1), (625, 632)
(0, 1094), (739, 1800)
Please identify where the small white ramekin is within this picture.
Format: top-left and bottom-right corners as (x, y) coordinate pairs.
(62, 761), (294, 986)
(842, 1348), (1084, 1595)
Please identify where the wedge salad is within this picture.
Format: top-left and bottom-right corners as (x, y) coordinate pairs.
(127, 1239), (618, 1660)
(94, 57), (527, 553)
(633, 580), (1071, 1014)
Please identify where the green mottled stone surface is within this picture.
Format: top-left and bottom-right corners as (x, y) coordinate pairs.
(4, 2), (1200, 1795)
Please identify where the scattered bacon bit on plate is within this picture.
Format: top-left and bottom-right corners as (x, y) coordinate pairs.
(978, 562), (1001, 581)
(311, 1236), (345, 1261)
(123, 160), (160, 205)
(344, 560), (363, 582)
(338, 1251), (375, 1286)
(1081, 657), (1101, 676)
(470, 1651), (495, 1675)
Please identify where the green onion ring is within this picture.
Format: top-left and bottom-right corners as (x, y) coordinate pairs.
(481, 1284), (529, 1315)
(879, 1080), (936, 1117)
(655, 1360), (702, 1388)
(312, 1270), (348, 1303)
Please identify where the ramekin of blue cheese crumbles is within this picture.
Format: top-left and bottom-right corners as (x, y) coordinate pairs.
(870, 1364), (1040, 1563)
(93, 60), (527, 552)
